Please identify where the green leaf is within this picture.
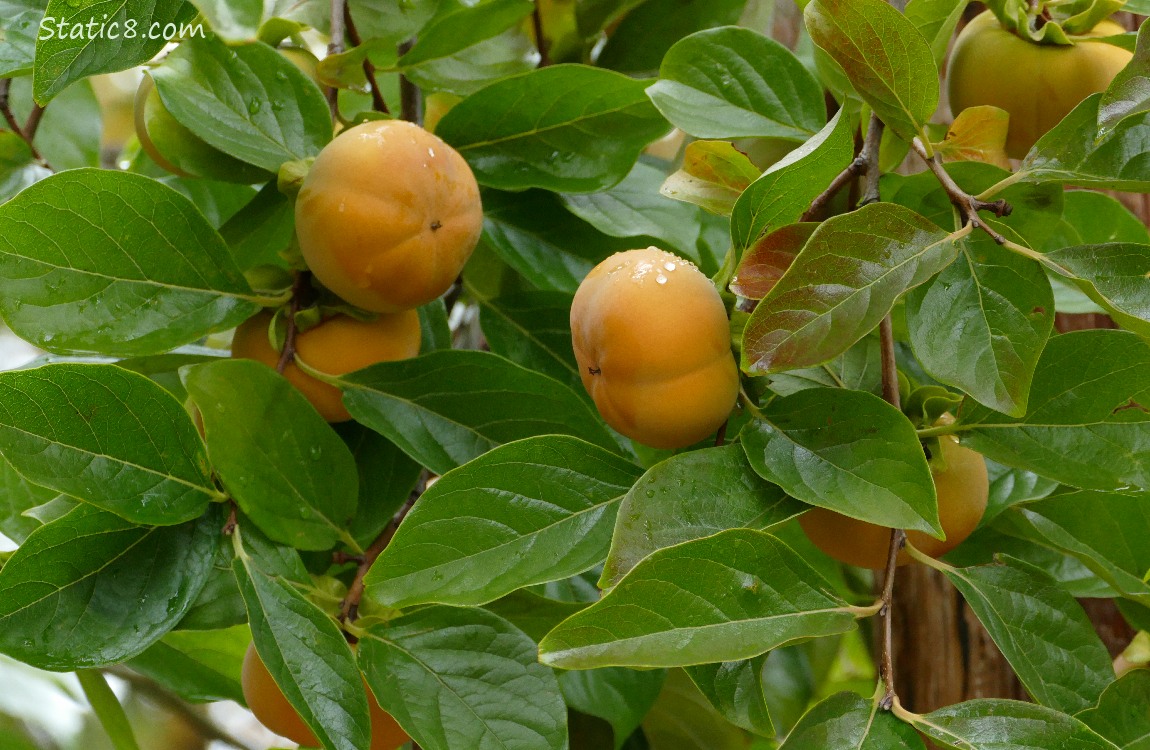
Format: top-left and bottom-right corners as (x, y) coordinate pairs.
(1039, 243), (1150, 337)
(365, 435), (641, 608)
(359, 605), (568, 750)
(234, 542), (371, 750)
(184, 359), (360, 552)
(982, 459), (1058, 525)
(560, 162), (704, 257)
(1077, 670), (1150, 750)
(0, 363), (217, 525)
(9, 76), (101, 171)
(0, 169), (260, 356)
(340, 349), (618, 476)
(483, 589), (588, 642)
(940, 557), (1114, 715)
(403, 24), (537, 97)
(125, 625), (249, 704)
(0, 503), (218, 670)
(1018, 94), (1150, 191)
(539, 529), (858, 669)
(959, 329), (1150, 491)
(0, 453), (58, 545)
(436, 64), (669, 193)
(743, 202), (961, 374)
(151, 35), (331, 172)
(336, 422), (421, 549)
(0, 131), (50, 205)
(477, 188), (637, 293)
(218, 181), (295, 271)
(0, 0), (43, 77)
(478, 290), (583, 396)
(187, 0), (327, 41)
(684, 658), (775, 737)
(764, 335), (884, 397)
(646, 26), (825, 141)
(780, 691), (926, 749)
(596, 0), (746, 76)
(1020, 489), (1150, 606)
(76, 670), (141, 750)
(346, 0), (437, 45)
(397, 0), (534, 69)
(906, 232), (1054, 417)
(641, 669), (749, 750)
(1098, 21), (1150, 133)
(804, 0), (939, 143)
(904, 0), (970, 64)
(742, 388), (942, 534)
(905, 698), (1119, 750)
(730, 109), (854, 253)
(559, 668), (666, 749)
(32, 0), (194, 103)
(601, 445), (804, 588)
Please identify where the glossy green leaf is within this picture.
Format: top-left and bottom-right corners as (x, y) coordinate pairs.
(1098, 21), (1150, 132)
(477, 188), (638, 292)
(559, 668), (665, 749)
(780, 691), (926, 749)
(483, 589), (588, 642)
(906, 232), (1054, 417)
(982, 460), (1058, 525)
(804, 0), (939, 142)
(0, 169), (260, 356)
(742, 388), (942, 534)
(959, 329), (1150, 490)
(151, 36), (331, 172)
(685, 658), (775, 737)
(403, 24), (538, 97)
(941, 557), (1114, 715)
(0, 503), (218, 670)
(560, 162), (704, 257)
(0, 363), (217, 525)
(764, 335), (883, 397)
(219, 182), (295, 271)
(365, 436), (642, 608)
(478, 290), (582, 396)
(398, 0), (533, 69)
(436, 64), (669, 192)
(905, 0), (970, 64)
(0, 131), (49, 205)
(597, 0), (745, 76)
(539, 529), (858, 669)
(730, 109), (854, 253)
(125, 625), (249, 704)
(32, 0), (193, 102)
(1077, 670), (1150, 750)
(905, 698), (1119, 750)
(340, 350), (618, 476)
(234, 540), (371, 750)
(601, 445), (804, 588)
(0, 453), (59, 545)
(0, 0), (42, 76)
(336, 422), (421, 549)
(184, 359), (360, 551)
(646, 26), (825, 141)
(1020, 489), (1150, 606)
(1038, 243), (1150, 337)
(743, 202), (961, 374)
(346, 0), (436, 44)
(641, 669), (749, 750)
(359, 605), (568, 750)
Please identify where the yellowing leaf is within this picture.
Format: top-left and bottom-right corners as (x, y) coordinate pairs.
(660, 140), (761, 215)
(936, 105), (1011, 168)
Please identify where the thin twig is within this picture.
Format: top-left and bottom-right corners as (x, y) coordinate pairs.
(326, 0), (348, 118)
(0, 78), (47, 166)
(858, 116), (884, 207)
(532, 2), (550, 67)
(800, 113), (884, 221)
(276, 272), (313, 374)
(339, 487), (422, 622)
(222, 501), (238, 535)
(910, 138), (1012, 243)
(877, 314), (904, 708)
(714, 419), (728, 447)
(398, 40), (420, 124)
(23, 103), (45, 143)
(102, 667), (259, 750)
(344, 6), (390, 114)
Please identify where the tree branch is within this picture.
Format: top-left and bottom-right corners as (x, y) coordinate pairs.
(800, 113), (884, 221)
(910, 137), (1012, 243)
(0, 78), (48, 167)
(877, 314), (905, 709)
(276, 271), (313, 374)
(398, 40), (420, 124)
(326, 0), (348, 118)
(344, 6), (390, 115)
(532, 2), (551, 67)
(339, 480), (424, 622)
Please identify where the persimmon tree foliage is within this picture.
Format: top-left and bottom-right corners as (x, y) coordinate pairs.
(0, 0), (1150, 747)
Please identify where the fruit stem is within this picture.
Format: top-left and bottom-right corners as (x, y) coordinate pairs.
(910, 137), (1014, 244)
(276, 271), (314, 375)
(0, 78), (50, 169)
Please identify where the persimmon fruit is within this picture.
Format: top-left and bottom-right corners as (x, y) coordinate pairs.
(230, 310), (421, 422)
(799, 433), (989, 569)
(241, 643), (409, 750)
(295, 119), (483, 313)
(947, 10), (1132, 158)
(570, 247), (739, 450)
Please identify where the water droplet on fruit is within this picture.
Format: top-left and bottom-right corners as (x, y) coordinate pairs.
(664, 262), (675, 271)
(656, 275), (667, 284)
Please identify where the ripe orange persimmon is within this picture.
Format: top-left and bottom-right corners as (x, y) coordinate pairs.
(948, 10), (1132, 158)
(799, 433), (989, 569)
(231, 310), (421, 422)
(570, 247), (739, 449)
(241, 643), (409, 750)
(295, 120), (483, 313)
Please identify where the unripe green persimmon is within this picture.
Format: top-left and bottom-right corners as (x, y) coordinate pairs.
(799, 433), (989, 569)
(948, 10), (1132, 158)
(295, 120), (483, 313)
(571, 247), (739, 450)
